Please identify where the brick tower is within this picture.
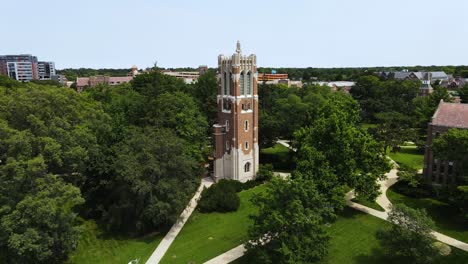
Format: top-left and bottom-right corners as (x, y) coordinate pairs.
(213, 41), (259, 182)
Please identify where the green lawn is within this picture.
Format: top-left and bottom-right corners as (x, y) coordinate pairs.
(67, 220), (163, 264)
(351, 197), (385, 212)
(160, 185), (266, 264)
(260, 143), (294, 171)
(387, 146), (424, 170)
(232, 207), (468, 264)
(387, 186), (468, 243)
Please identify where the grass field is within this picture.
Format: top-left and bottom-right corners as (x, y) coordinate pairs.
(232, 207), (468, 264)
(387, 186), (468, 243)
(160, 184), (266, 264)
(68, 220), (163, 264)
(387, 146), (424, 170)
(351, 197), (385, 212)
(260, 143), (294, 171)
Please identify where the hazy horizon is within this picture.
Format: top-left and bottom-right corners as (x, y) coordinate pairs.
(2, 0), (467, 69)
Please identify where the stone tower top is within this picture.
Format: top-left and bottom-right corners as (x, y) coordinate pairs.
(236, 40), (241, 54)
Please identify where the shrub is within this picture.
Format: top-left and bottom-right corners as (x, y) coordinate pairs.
(256, 164), (274, 182)
(198, 180), (240, 213)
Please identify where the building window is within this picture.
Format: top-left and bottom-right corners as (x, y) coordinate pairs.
(226, 120), (230, 131)
(229, 72), (232, 95)
(246, 72), (251, 94)
(240, 72), (245, 95)
(245, 141), (249, 150)
(244, 162), (251, 172)
(223, 72), (227, 95)
(245, 120), (249, 131)
(226, 140), (230, 150)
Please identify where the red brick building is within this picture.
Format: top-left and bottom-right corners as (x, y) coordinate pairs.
(423, 100), (468, 184)
(213, 42), (259, 182)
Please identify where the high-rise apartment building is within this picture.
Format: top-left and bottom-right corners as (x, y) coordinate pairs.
(0, 55), (39, 81)
(37, 61), (56, 80)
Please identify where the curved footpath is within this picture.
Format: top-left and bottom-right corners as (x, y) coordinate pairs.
(346, 167), (468, 252)
(204, 163), (468, 264)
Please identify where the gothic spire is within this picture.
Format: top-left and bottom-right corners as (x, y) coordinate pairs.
(236, 40), (241, 54)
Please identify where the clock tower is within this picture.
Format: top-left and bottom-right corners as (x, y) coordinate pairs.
(213, 42), (259, 182)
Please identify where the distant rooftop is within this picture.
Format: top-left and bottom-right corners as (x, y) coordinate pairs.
(431, 100), (468, 129)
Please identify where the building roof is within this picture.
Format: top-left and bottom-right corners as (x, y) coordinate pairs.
(76, 77), (90, 87)
(393, 72), (412, 79)
(431, 100), (468, 129)
(109, 76), (133, 82)
(429, 71), (448, 79)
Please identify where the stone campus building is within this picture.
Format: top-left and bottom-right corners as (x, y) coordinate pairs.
(213, 42), (259, 182)
(423, 100), (468, 184)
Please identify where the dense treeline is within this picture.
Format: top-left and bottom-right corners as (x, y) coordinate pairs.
(0, 70), (211, 263)
(258, 65), (468, 81)
(58, 65), (468, 83)
(350, 75), (453, 149)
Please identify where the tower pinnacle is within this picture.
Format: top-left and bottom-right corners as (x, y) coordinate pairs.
(236, 40), (241, 54)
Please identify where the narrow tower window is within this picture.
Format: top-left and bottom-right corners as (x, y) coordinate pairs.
(244, 120), (249, 131)
(229, 72), (232, 95)
(223, 72), (227, 95)
(245, 141), (249, 150)
(240, 72), (245, 95)
(246, 72), (251, 95)
(244, 162), (251, 172)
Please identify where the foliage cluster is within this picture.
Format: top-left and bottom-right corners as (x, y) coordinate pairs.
(0, 70), (213, 262)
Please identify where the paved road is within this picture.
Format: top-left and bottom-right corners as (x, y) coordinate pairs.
(146, 177), (214, 264)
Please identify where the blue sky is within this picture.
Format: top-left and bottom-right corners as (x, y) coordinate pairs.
(2, 0), (467, 69)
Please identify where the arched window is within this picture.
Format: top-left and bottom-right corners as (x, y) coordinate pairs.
(223, 72), (227, 95)
(244, 120), (249, 131)
(246, 72), (251, 95)
(240, 72), (245, 95)
(244, 162), (251, 172)
(226, 140), (230, 150)
(245, 141), (249, 150)
(225, 120), (230, 131)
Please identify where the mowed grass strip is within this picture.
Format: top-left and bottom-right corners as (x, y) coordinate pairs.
(68, 220), (163, 264)
(160, 185), (266, 264)
(387, 146), (424, 170)
(232, 207), (468, 264)
(387, 186), (468, 243)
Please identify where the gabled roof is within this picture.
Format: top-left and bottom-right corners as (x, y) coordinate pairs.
(429, 71), (448, 79)
(76, 77), (90, 87)
(431, 100), (468, 129)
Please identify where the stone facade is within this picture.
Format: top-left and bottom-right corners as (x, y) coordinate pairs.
(423, 100), (468, 184)
(213, 42), (259, 182)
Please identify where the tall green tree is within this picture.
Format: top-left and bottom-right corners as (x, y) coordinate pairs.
(101, 127), (199, 233)
(370, 111), (416, 153)
(432, 128), (468, 184)
(189, 71), (218, 125)
(1, 175), (83, 264)
(377, 204), (439, 264)
(294, 95), (391, 201)
(245, 177), (330, 263)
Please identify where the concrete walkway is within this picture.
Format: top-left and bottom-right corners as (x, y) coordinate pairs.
(276, 139), (296, 152)
(204, 244), (246, 264)
(146, 177), (214, 264)
(346, 167), (468, 252)
(205, 164), (467, 263)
